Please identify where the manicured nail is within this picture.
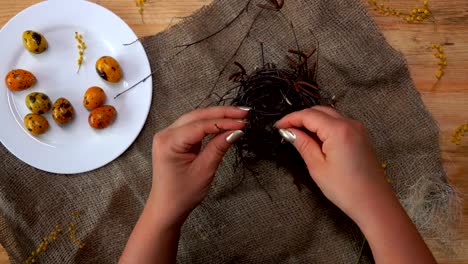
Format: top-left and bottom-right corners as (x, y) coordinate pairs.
(226, 130), (245, 143)
(238, 106), (252, 111)
(235, 119), (249, 123)
(278, 129), (296, 144)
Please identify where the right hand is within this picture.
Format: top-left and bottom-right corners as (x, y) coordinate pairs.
(277, 106), (437, 264)
(275, 106), (394, 222)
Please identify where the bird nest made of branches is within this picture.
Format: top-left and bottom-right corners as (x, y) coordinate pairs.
(217, 48), (322, 190)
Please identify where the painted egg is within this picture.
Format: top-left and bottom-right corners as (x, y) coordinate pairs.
(83, 86), (106, 110)
(95, 56), (122, 83)
(52, 98), (75, 124)
(22, 30), (48, 54)
(25, 92), (52, 115)
(88, 105), (116, 129)
(24, 114), (49, 135)
(5, 69), (36, 92)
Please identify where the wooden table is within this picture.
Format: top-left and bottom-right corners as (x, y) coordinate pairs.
(0, 0), (467, 263)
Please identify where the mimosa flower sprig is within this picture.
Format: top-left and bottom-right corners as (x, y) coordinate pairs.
(367, 0), (433, 23)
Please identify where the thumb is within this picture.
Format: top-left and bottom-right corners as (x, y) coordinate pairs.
(193, 130), (244, 175)
(278, 128), (325, 168)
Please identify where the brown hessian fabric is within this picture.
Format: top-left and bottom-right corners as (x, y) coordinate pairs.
(0, 0), (459, 263)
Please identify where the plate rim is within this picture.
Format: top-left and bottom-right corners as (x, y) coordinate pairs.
(0, 0), (153, 174)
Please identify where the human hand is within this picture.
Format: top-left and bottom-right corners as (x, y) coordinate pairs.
(149, 106), (249, 228)
(275, 106), (393, 223)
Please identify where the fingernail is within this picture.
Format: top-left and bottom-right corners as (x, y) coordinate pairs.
(235, 119), (249, 123)
(278, 129), (296, 144)
(226, 130), (245, 143)
(238, 106), (252, 111)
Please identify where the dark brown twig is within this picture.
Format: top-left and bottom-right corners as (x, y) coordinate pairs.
(234, 61), (247, 76)
(229, 61), (248, 81)
(174, 0), (253, 49)
(257, 0), (284, 11)
(214, 123), (227, 132)
(114, 71), (155, 99)
(307, 29), (320, 81)
(260, 42), (265, 67)
(355, 237), (367, 264)
(195, 10), (263, 108)
(123, 16), (188, 46)
(296, 81), (319, 90)
(123, 37), (144, 46)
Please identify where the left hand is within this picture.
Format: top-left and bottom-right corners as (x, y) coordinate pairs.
(148, 106), (249, 228)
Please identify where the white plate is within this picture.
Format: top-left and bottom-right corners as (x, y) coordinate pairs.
(0, 0), (153, 174)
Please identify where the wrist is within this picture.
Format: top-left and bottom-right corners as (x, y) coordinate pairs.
(146, 191), (189, 230)
(348, 181), (436, 263)
(340, 174), (396, 223)
(352, 186), (404, 234)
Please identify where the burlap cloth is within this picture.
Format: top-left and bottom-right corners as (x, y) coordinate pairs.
(0, 0), (459, 263)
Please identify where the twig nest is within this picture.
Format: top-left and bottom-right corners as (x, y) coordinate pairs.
(227, 62), (321, 189)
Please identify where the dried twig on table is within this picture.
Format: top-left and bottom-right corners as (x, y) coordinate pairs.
(174, 0), (254, 50)
(195, 9), (264, 108)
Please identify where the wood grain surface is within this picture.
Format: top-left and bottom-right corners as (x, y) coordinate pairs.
(0, 0), (467, 263)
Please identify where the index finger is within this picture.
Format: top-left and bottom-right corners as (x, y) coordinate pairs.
(170, 106), (250, 128)
(169, 118), (246, 153)
(311, 106), (344, 119)
(275, 108), (339, 142)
